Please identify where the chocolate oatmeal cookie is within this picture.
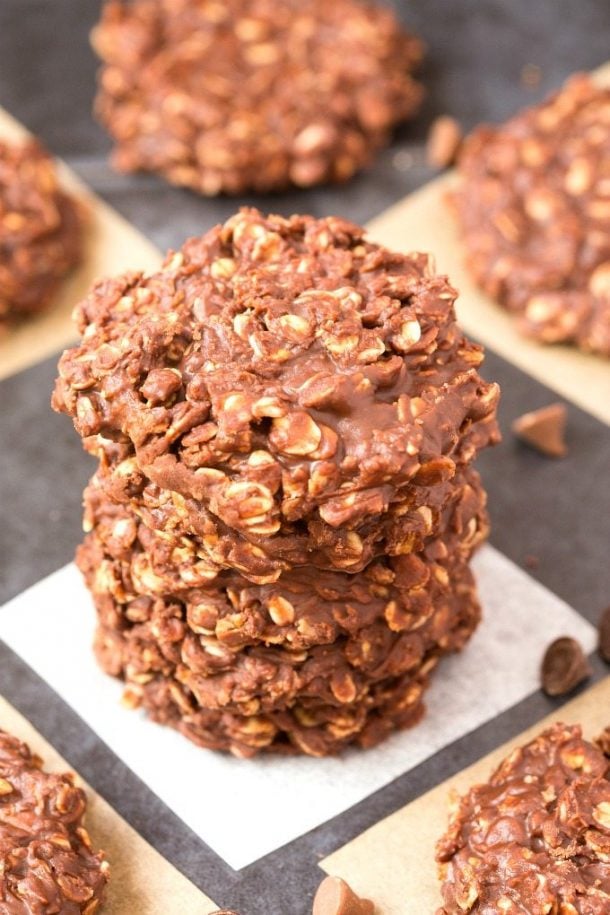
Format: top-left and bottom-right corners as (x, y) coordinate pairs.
(80, 528), (480, 757)
(0, 729), (108, 913)
(453, 74), (610, 356)
(74, 467), (485, 756)
(85, 454), (486, 582)
(0, 138), (83, 323)
(91, 0), (423, 194)
(82, 464), (487, 622)
(436, 723), (610, 914)
(53, 209), (499, 577)
(453, 75), (610, 356)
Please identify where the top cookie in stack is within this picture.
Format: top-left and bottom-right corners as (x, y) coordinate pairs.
(54, 209), (500, 757)
(55, 209), (498, 581)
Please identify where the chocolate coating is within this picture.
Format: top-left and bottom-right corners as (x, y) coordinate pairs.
(0, 730), (108, 914)
(436, 723), (610, 914)
(453, 74), (610, 356)
(0, 139), (83, 323)
(54, 209), (499, 575)
(91, 0), (423, 194)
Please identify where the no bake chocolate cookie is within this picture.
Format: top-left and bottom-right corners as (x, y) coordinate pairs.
(82, 465), (487, 641)
(76, 471), (485, 756)
(436, 723), (610, 914)
(53, 209), (499, 577)
(0, 729), (108, 914)
(0, 138), (83, 323)
(54, 208), (499, 757)
(92, 0), (423, 194)
(84, 454), (486, 582)
(453, 74), (610, 355)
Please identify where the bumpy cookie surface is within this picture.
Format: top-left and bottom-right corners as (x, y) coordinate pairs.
(436, 723), (610, 914)
(453, 74), (610, 355)
(53, 209), (499, 580)
(0, 139), (82, 323)
(0, 730), (108, 914)
(76, 468), (485, 756)
(84, 449), (484, 582)
(92, 0), (423, 193)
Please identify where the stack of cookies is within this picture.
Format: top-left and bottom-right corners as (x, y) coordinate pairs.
(53, 209), (500, 757)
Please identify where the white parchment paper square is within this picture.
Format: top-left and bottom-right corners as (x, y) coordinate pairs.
(0, 546), (595, 869)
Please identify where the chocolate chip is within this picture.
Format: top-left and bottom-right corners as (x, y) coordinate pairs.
(598, 605), (610, 662)
(520, 63), (542, 89)
(512, 403), (567, 458)
(312, 876), (375, 915)
(426, 115), (463, 169)
(541, 637), (591, 697)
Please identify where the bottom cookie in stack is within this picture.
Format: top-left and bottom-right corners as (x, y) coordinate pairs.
(77, 471), (488, 757)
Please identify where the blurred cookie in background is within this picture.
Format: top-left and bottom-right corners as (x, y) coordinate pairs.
(91, 0), (424, 195)
(0, 138), (83, 326)
(452, 74), (610, 357)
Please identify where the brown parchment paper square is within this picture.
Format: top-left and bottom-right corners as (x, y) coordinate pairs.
(322, 675), (610, 915)
(0, 694), (219, 914)
(0, 106), (161, 382)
